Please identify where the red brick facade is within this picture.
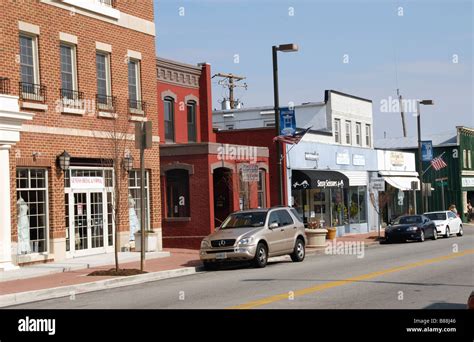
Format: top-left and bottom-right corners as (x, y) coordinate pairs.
(0, 0), (161, 263)
(157, 59), (270, 249)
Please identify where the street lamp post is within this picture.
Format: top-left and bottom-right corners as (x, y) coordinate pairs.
(416, 99), (434, 214)
(272, 43), (298, 206)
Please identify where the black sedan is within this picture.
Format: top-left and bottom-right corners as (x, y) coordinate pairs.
(385, 215), (437, 243)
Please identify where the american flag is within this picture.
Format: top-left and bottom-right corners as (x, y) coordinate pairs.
(273, 127), (311, 145)
(431, 156), (447, 171)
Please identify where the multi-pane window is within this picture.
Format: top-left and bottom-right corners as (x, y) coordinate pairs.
(187, 101), (197, 142)
(96, 52), (111, 104)
(334, 119), (341, 143)
(164, 97), (175, 142)
(365, 124), (371, 147)
(128, 59), (141, 109)
(345, 121), (352, 144)
(166, 169), (190, 217)
(16, 169), (48, 254)
(19, 34), (39, 92)
(355, 122), (362, 146)
(60, 44), (76, 92)
(239, 170), (250, 210)
(257, 169), (266, 208)
(128, 170), (150, 230)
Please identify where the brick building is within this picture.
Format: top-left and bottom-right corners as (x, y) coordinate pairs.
(157, 58), (270, 249)
(0, 0), (161, 270)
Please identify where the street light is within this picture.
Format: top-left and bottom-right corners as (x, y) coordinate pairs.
(272, 43), (299, 205)
(57, 150), (71, 171)
(417, 99), (434, 214)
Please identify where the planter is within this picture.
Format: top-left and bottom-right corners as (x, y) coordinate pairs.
(134, 231), (158, 252)
(305, 228), (328, 247)
(326, 227), (337, 240)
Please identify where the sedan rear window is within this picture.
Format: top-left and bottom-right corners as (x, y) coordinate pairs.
(425, 213), (447, 221)
(221, 211), (268, 229)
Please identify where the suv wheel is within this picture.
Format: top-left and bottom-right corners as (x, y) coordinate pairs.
(290, 238), (305, 262)
(253, 243), (268, 268)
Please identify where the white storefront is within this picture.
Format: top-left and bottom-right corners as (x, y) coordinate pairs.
(0, 91), (34, 271)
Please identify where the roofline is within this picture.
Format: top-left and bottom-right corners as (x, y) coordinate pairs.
(212, 101), (326, 114)
(325, 89), (373, 103)
(156, 56), (203, 73)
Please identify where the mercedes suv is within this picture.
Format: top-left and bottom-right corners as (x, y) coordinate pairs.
(200, 207), (306, 269)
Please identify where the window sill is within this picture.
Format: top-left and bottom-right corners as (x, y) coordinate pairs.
(129, 115), (147, 122)
(21, 101), (48, 111)
(129, 108), (145, 116)
(62, 107), (86, 116)
(164, 217), (191, 222)
(98, 111), (118, 119)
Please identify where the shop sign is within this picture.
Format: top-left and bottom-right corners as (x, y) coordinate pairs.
(390, 152), (405, 166)
(241, 163), (259, 182)
(336, 151), (350, 165)
(352, 154), (365, 166)
(70, 177), (104, 190)
(305, 152), (319, 161)
(315, 179), (345, 188)
(370, 178), (385, 192)
(462, 177), (474, 188)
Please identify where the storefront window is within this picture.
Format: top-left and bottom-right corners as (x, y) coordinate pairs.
(129, 170), (150, 229)
(16, 168), (48, 254)
(239, 170), (250, 210)
(166, 169), (190, 217)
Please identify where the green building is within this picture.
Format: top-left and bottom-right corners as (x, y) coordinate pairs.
(375, 126), (474, 222)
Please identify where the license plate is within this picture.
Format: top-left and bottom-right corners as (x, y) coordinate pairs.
(215, 252), (227, 260)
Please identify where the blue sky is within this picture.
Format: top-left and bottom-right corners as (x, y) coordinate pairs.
(154, 0), (473, 139)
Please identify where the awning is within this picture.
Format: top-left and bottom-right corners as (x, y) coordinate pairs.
(383, 176), (420, 191)
(292, 170), (349, 189)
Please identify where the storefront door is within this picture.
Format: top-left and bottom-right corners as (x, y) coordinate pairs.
(68, 190), (109, 256)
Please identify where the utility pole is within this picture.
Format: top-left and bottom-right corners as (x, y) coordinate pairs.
(397, 89), (407, 137)
(212, 72), (247, 109)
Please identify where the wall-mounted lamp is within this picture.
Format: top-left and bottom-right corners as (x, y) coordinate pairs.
(57, 150), (71, 171)
(122, 154), (134, 172)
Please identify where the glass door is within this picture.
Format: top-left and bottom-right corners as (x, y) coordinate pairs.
(90, 192), (104, 248)
(73, 192), (88, 252)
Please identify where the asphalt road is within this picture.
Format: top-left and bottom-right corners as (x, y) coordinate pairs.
(9, 226), (474, 309)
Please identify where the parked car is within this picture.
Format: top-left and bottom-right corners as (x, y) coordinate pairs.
(385, 215), (437, 243)
(424, 211), (463, 238)
(200, 207), (306, 269)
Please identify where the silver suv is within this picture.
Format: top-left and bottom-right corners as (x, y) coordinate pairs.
(200, 207), (306, 269)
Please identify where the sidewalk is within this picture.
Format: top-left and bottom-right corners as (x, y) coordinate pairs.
(306, 229), (385, 254)
(0, 232), (384, 307)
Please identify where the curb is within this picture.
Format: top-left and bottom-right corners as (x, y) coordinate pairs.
(0, 265), (204, 308)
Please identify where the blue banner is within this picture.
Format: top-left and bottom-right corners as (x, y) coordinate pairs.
(421, 140), (433, 162)
(279, 107), (296, 136)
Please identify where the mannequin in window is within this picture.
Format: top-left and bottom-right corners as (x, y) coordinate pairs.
(17, 196), (31, 254)
(129, 194), (140, 241)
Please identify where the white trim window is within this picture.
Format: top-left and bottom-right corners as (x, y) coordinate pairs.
(19, 33), (40, 93)
(334, 118), (341, 143)
(469, 150), (472, 169)
(355, 122), (362, 146)
(345, 120), (352, 145)
(16, 168), (49, 254)
(60, 43), (78, 99)
(128, 59), (142, 111)
(96, 51), (112, 108)
(365, 124), (371, 147)
(258, 169), (266, 208)
(463, 149), (467, 169)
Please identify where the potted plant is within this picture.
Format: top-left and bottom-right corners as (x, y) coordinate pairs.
(305, 218), (328, 247)
(134, 230), (158, 252)
(326, 218), (337, 240)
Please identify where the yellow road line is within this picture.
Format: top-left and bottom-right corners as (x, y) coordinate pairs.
(228, 249), (474, 309)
